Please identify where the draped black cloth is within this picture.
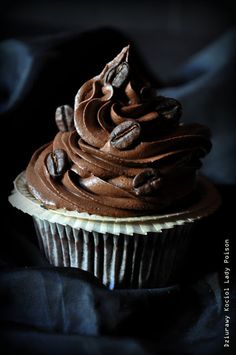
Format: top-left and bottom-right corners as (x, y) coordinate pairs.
(0, 27), (235, 354)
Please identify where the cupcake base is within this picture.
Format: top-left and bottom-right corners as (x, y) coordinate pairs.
(9, 171), (221, 289)
(33, 217), (193, 289)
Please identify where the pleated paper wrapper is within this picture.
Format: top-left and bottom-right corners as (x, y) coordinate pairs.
(9, 172), (221, 289)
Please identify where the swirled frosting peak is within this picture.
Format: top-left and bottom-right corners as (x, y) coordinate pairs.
(26, 46), (212, 217)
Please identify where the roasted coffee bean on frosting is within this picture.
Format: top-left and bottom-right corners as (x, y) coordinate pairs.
(155, 97), (182, 121)
(110, 120), (141, 150)
(106, 62), (129, 89)
(46, 149), (68, 178)
(133, 169), (162, 196)
(55, 105), (74, 132)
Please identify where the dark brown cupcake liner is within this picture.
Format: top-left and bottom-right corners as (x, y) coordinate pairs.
(33, 216), (193, 289)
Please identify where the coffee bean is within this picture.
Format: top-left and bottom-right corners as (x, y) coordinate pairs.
(106, 62), (129, 89)
(175, 151), (203, 171)
(155, 97), (182, 121)
(55, 105), (74, 132)
(110, 120), (141, 150)
(133, 168), (162, 195)
(46, 149), (68, 178)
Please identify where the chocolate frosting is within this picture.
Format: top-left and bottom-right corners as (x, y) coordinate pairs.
(26, 46), (212, 217)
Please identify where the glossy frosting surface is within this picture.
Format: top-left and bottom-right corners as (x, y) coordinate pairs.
(26, 46), (211, 217)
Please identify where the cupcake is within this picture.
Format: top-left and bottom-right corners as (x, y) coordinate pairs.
(9, 45), (220, 289)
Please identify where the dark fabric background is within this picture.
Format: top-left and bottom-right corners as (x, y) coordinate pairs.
(0, 1), (236, 354)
